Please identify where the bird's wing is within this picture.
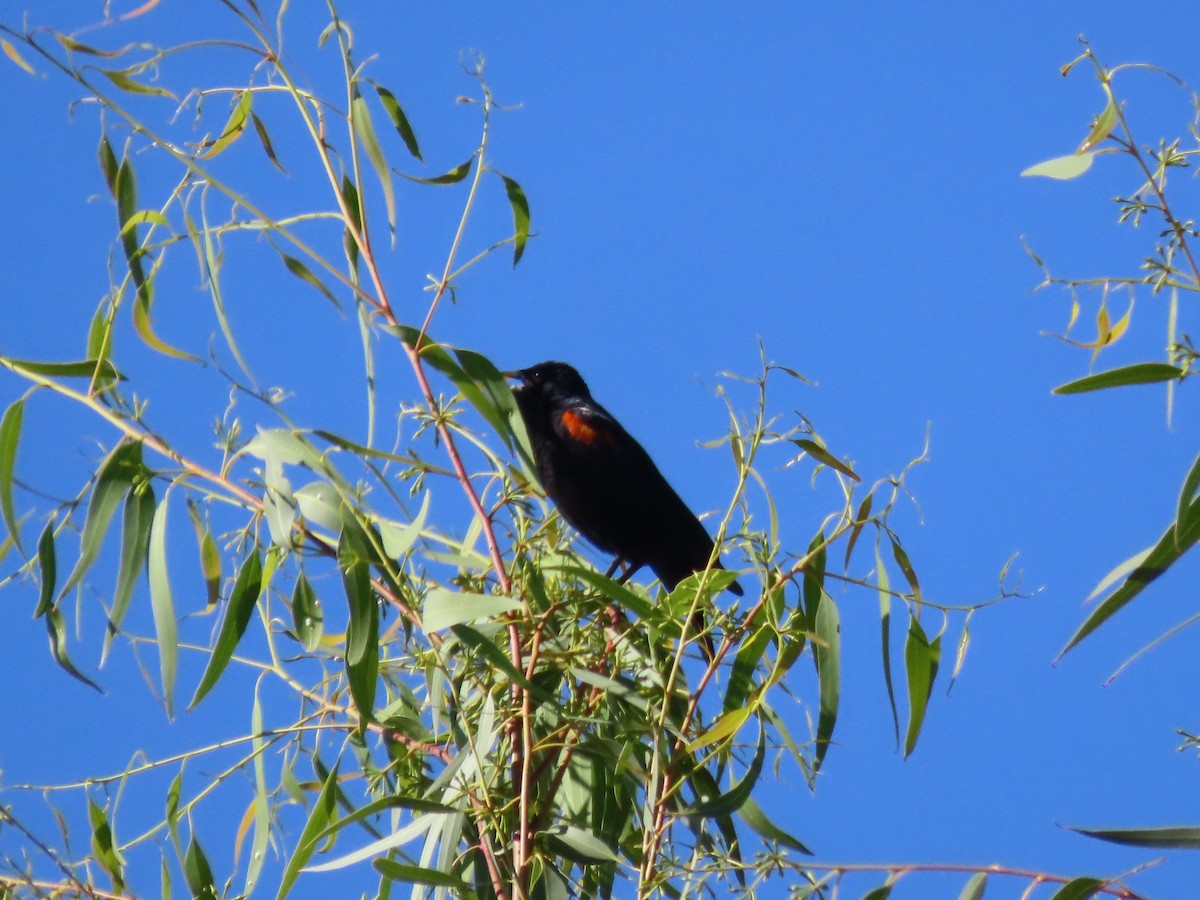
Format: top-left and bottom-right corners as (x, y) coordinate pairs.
(552, 402), (623, 448)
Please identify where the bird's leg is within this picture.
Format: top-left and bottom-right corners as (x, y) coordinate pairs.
(604, 558), (644, 585)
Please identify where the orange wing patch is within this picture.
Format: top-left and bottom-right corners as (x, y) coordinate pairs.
(560, 409), (615, 445)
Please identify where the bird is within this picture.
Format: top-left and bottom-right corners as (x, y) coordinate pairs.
(505, 361), (744, 614)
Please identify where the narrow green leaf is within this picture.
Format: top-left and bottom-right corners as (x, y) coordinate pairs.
(373, 860), (465, 890)
(183, 834), (218, 900)
(117, 209), (171, 238)
(686, 724), (766, 817)
(496, 171), (530, 266)
(876, 541), (900, 748)
(340, 517), (378, 722)
(34, 519), (56, 618)
(397, 156), (473, 185)
(3, 358), (123, 382)
(371, 82), (422, 160)
(246, 690), (270, 895)
(958, 872), (987, 900)
(422, 590), (521, 632)
(350, 84), (395, 234)
(280, 253), (340, 308)
(795, 438), (860, 482)
(59, 440), (144, 603)
(863, 887), (892, 900)
(148, 490), (178, 718)
(688, 706), (751, 751)
(98, 134), (119, 197)
(250, 112), (287, 173)
(189, 549), (263, 709)
(88, 798), (125, 891)
(101, 67), (176, 98)
(0, 399), (24, 550)
(903, 616), (940, 758)
(889, 533), (921, 601)
(1060, 497), (1200, 656)
(377, 490), (431, 559)
(1049, 877), (1104, 900)
(292, 571), (324, 652)
(723, 626), (772, 713)
(1020, 152), (1095, 180)
(1176, 451), (1200, 541)
(455, 348), (519, 450)
(1053, 362), (1184, 395)
(738, 796), (813, 855)
(813, 592), (840, 773)
(1077, 97), (1120, 153)
(1069, 824), (1200, 849)
(450, 623), (541, 695)
(45, 608), (104, 692)
(844, 491), (873, 567)
(802, 530), (826, 627)
(55, 34), (125, 58)
(201, 89), (252, 159)
(105, 485), (155, 663)
(543, 825), (620, 864)
(276, 763), (339, 900)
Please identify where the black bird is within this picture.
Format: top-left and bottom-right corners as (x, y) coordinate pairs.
(505, 361), (743, 604)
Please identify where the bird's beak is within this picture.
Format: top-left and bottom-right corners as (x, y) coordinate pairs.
(502, 369), (528, 386)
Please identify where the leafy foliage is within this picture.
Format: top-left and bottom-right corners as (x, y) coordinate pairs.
(0, 9), (1144, 900)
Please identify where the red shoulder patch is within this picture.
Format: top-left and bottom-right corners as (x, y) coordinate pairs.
(560, 409), (615, 445)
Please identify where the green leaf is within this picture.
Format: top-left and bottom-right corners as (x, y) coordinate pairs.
(543, 824), (620, 864)
(876, 541), (900, 748)
(813, 590), (840, 772)
(862, 887), (892, 900)
(189, 549), (263, 709)
(1061, 497), (1200, 656)
(45, 607), (104, 692)
(292, 571), (324, 652)
(340, 518), (378, 723)
(688, 706), (751, 751)
(88, 797), (125, 891)
(117, 209), (171, 238)
(59, 440), (144, 603)
(88, 801), (124, 892)
(201, 88), (252, 159)
(0, 399), (23, 550)
(34, 519), (56, 618)
(686, 724), (766, 817)
(802, 530), (826, 627)
(422, 590), (521, 632)
(450, 623), (542, 696)
(371, 81), (422, 160)
(350, 84), (395, 234)
(98, 134), (119, 197)
(397, 156), (473, 185)
(889, 533), (921, 601)
(373, 859), (465, 890)
(276, 763), (340, 898)
(280, 253), (340, 308)
(1020, 152), (1096, 180)
(723, 626), (772, 713)
(958, 872), (987, 900)
(1069, 824), (1200, 849)
(250, 112), (287, 173)
(795, 438), (860, 482)
(496, 171), (531, 266)
(101, 67), (176, 98)
(738, 796), (812, 855)
(183, 834), (218, 899)
(1078, 97), (1119, 153)
(844, 491), (873, 567)
(1053, 362), (1184, 395)
(105, 485), (155, 663)
(3, 358), (123, 382)
(148, 490), (178, 718)
(1049, 877), (1104, 900)
(904, 616), (940, 757)
(1177, 451), (1200, 541)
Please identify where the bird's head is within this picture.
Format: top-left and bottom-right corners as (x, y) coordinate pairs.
(503, 361), (592, 404)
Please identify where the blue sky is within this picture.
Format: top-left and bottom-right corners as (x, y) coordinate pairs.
(3, 2), (1200, 897)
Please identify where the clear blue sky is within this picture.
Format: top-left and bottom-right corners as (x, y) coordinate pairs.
(3, 2), (1200, 897)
